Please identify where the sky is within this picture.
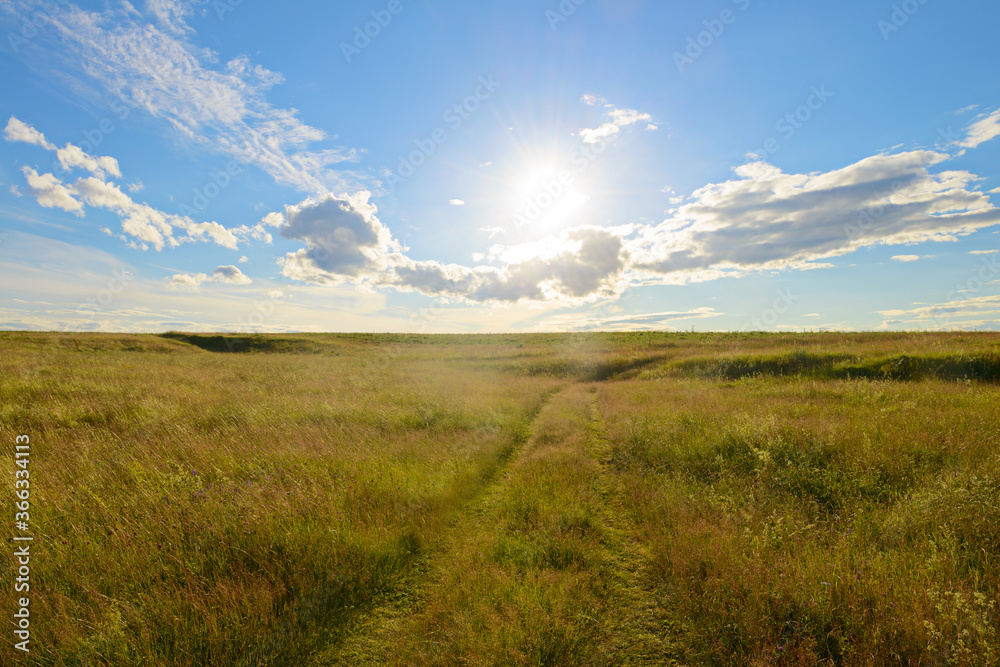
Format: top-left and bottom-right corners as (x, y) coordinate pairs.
(1, 0), (999, 334)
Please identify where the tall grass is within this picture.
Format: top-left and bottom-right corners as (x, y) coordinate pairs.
(599, 369), (1000, 664)
(0, 333), (559, 665)
(2, 331), (999, 665)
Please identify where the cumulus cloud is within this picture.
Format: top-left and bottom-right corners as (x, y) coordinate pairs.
(388, 227), (628, 303)
(629, 151), (1000, 283)
(75, 176), (241, 251)
(233, 211), (284, 245)
(7, 115), (123, 182)
(961, 109), (1000, 149)
(892, 255), (934, 262)
(169, 273), (203, 290)
(279, 191), (401, 284)
(7, 3), (361, 193)
(56, 143), (121, 180)
(271, 188), (629, 304)
(21, 167), (83, 215)
(4, 116), (55, 150)
(274, 145), (1000, 305)
(578, 101), (654, 144)
(212, 265), (253, 285)
(579, 123), (623, 144)
(449, 199), (465, 206)
(7, 117), (263, 251)
(169, 265), (252, 290)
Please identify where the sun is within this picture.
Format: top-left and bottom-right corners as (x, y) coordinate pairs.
(509, 165), (590, 234)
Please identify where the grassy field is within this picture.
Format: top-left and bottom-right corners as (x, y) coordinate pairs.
(2, 331), (999, 665)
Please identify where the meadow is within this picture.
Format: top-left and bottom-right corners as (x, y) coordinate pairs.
(1, 331), (999, 666)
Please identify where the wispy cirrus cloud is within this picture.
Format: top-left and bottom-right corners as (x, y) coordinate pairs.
(892, 255), (935, 262)
(1, 0), (361, 193)
(877, 294), (1000, 331)
(533, 307), (723, 332)
(961, 109), (1000, 149)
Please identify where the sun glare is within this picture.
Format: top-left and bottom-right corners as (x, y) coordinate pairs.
(509, 162), (590, 233)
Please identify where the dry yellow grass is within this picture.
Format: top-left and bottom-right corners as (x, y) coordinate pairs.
(1, 331), (998, 665)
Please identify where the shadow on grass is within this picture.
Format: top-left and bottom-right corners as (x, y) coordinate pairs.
(671, 351), (1000, 382)
(159, 332), (332, 354)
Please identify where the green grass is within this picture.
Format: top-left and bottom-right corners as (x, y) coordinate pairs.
(1, 331), (999, 665)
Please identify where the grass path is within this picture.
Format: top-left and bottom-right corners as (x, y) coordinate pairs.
(312, 383), (685, 665)
(302, 387), (565, 665)
(580, 386), (685, 664)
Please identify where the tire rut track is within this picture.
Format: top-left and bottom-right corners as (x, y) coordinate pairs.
(306, 385), (570, 666)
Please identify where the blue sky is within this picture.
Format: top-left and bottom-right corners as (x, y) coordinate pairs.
(1, 0), (999, 333)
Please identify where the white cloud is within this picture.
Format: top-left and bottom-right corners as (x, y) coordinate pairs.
(535, 307), (722, 332)
(275, 146), (1000, 305)
(169, 265), (252, 290)
(238, 255), (248, 264)
(56, 143), (121, 180)
(21, 167), (83, 215)
(609, 108), (652, 127)
(629, 151), (1000, 283)
(449, 199), (466, 206)
(578, 102), (653, 144)
(9, 184), (22, 198)
(10, 3), (361, 193)
(74, 176), (243, 251)
(892, 255), (935, 262)
(272, 189), (629, 304)
(4, 116), (55, 150)
(279, 191), (401, 284)
(970, 250), (998, 255)
(145, 0), (194, 35)
(580, 93), (607, 106)
(169, 273), (203, 290)
(578, 122), (622, 144)
(389, 227), (628, 304)
(8, 118), (262, 251)
(877, 294), (1000, 331)
(961, 109), (1000, 149)
(212, 265), (252, 285)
